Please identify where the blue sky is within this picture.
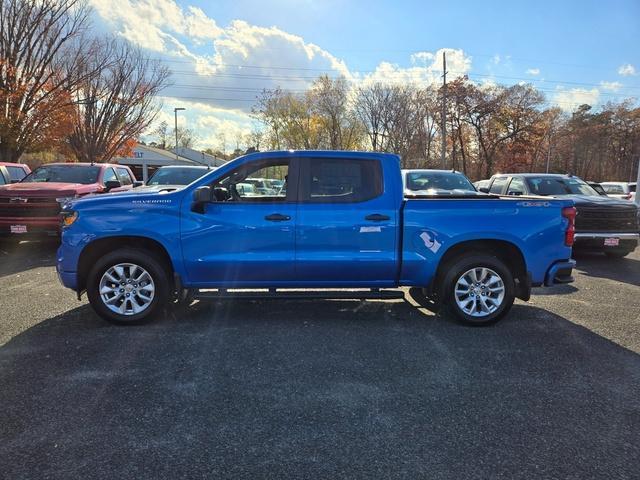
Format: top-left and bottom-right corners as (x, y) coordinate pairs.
(89, 0), (640, 150)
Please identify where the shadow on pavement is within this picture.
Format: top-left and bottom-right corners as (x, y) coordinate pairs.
(1, 299), (638, 479)
(573, 251), (640, 287)
(0, 239), (59, 278)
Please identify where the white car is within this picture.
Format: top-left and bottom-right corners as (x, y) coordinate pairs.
(600, 182), (636, 202)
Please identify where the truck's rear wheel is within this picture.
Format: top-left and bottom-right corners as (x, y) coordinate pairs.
(442, 254), (515, 326)
(87, 248), (170, 324)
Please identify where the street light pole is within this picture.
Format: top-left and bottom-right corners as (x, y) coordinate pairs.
(174, 107), (185, 162)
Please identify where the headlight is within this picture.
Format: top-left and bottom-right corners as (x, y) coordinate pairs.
(61, 211), (78, 227)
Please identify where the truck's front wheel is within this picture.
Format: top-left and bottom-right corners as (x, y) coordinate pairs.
(442, 254), (515, 326)
(87, 248), (170, 324)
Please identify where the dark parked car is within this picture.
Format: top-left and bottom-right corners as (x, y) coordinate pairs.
(484, 173), (638, 258)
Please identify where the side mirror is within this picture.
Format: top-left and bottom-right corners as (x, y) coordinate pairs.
(193, 186), (214, 203)
(104, 180), (121, 191)
(478, 187), (490, 193)
(133, 181), (144, 188)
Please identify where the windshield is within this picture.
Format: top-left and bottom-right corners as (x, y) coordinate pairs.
(526, 177), (599, 196)
(21, 165), (100, 184)
(148, 167), (207, 186)
(405, 171), (475, 192)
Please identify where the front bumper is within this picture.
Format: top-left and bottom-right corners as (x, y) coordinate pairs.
(544, 259), (576, 286)
(574, 232), (639, 252)
(0, 217), (61, 237)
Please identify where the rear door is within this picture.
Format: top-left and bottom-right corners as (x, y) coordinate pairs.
(295, 156), (398, 285)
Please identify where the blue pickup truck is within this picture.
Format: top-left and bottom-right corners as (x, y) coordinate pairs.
(57, 151), (576, 325)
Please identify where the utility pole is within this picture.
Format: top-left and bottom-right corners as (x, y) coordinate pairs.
(440, 51), (447, 169)
(546, 129), (553, 173)
(174, 107), (185, 162)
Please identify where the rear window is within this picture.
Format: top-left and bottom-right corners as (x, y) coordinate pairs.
(21, 165), (100, 184)
(304, 158), (382, 203)
(526, 177), (598, 196)
(489, 177), (508, 194)
(405, 171), (475, 192)
(6, 166), (27, 181)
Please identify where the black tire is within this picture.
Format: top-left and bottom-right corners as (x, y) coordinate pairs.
(441, 254), (515, 326)
(87, 248), (170, 325)
(604, 250), (631, 259)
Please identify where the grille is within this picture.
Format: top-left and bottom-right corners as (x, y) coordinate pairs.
(0, 197), (60, 218)
(575, 207), (639, 233)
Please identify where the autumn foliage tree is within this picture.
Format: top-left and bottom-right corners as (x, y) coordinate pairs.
(0, 0), (98, 161)
(67, 37), (170, 163)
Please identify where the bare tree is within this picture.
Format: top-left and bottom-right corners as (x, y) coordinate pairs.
(67, 37), (170, 163)
(153, 121), (169, 149)
(0, 0), (100, 161)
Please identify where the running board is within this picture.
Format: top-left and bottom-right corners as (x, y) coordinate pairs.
(193, 289), (405, 301)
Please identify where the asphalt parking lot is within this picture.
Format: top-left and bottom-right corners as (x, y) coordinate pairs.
(0, 242), (639, 479)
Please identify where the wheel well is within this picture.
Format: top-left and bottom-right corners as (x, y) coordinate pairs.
(432, 239), (528, 298)
(77, 236), (174, 292)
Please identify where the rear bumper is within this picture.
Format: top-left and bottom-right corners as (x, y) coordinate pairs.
(544, 259), (576, 286)
(574, 232), (638, 252)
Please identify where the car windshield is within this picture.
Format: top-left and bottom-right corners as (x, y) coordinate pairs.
(526, 177), (599, 196)
(406, 171), (475, 192)
(148, 167), (207, 186)
(21, 165), (100, 184)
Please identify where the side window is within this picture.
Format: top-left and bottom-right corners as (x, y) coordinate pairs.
(507, 177), (526, 195)
(0, 169), (7, 185)
(302, 158), (382, 203)
(103, 168), (118, 184)
(6, 166), (27, 181)
(116, 167), (133, 185)
(212, 159), (289, 202)
(489, 177), (508, 194)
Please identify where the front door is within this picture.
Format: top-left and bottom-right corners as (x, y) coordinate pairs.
(181, 157), (298, 287)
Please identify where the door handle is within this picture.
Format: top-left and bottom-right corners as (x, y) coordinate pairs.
(265, 213), (291, 222)
(365, 213), (390, 222)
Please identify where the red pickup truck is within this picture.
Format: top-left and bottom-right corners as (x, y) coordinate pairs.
(0, 162), (136, 239)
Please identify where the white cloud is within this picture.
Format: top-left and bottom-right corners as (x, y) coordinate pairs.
(360, 48), (472, 87)
(618, 64), (636, 76)
(600, 81), (623, 92)
(553, 87), (600, 111)
(491, 54), (501, 65)
(526, 68), (540, 76)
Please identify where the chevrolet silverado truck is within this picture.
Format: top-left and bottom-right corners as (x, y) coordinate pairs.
(57, 151), (576, 326)
(0, 162), (136, 238)
(484, 173), (639, 258)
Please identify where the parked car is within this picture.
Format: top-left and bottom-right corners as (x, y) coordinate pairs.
(145, 165), (210, 189)
(402, 169), (481, 196)
(485, 173), (638, 258)
(0, 162), (31, 184)
(600, 182), (636, 202)
(587, 181), (608, 196)
(57, 150), (576, 326)
(0, 163), (136, 239)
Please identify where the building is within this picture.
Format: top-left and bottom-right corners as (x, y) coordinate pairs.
(170, 147), (227, 168)
(113, 144), (203, 182)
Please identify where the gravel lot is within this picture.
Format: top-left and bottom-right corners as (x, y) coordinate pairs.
(0, 241), (639, 479)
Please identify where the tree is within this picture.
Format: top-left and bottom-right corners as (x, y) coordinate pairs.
(67, 37), (170, 163)
(0, 0), (99, 161)
(153, 121), (169, 149)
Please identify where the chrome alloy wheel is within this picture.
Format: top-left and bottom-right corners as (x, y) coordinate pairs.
(99, 263), (155, 316)
(454, 267), (505, 317)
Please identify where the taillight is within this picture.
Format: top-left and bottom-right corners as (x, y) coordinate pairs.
(623, 193), (632, 200)
(562, 206), (576, 247)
